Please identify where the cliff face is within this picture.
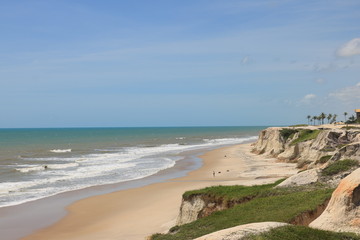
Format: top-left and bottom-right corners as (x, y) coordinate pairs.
(173, 126), (360, 232)
(176, 196), (207, 225)
(176, 195), (245, 225)
(252, 127), (360, 168)
(310, 168), (360, 233)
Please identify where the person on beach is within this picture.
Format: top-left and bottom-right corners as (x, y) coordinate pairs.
(213, 171), (215, 177)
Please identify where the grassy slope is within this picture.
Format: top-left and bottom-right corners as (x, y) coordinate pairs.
(151, 185), (333, 240)
(290, 129), (321, 145)
(322, 159), (359, 176)
(244, 225), (360, 240)
(183, 179), (283, 200)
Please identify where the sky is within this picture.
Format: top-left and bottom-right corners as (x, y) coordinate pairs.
(1, 0), (360, 128)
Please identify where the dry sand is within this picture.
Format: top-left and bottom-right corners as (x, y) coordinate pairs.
(22, 143), (298, 240)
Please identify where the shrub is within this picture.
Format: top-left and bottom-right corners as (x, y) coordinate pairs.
(279, 129), (298, 142)
(316, 155), (332, 164)
(322, 147), (336, 152)
(244, 225), (360, 240)
(290, 129), (320, 146)
(322, 159), (359, 176)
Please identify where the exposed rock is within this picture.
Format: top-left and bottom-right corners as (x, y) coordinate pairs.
(331, 142), (360, 162)
(276, 169), (319, 188)
(176, 196), (206, 225)
(176, 194), (252, 226)
(290, 199), (330, 226)
(253, 127), (360, 169)
(193, 222), (288, 240)
(310, 167), (360, 234)
(252, 127), (285, 156)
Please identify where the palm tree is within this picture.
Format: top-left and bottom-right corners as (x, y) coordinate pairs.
(320, 113), (326, 125)
(332, 114), (337, 124)
(312, 116), (317, 125)
(327, 114), (332, 123)
(307, 115), (311, 125)
(344, 112), (348, 122)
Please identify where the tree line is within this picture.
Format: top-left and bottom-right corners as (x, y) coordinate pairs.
(306, 112), (357, 125)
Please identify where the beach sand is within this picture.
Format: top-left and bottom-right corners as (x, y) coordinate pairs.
(22, 143), (298, 240)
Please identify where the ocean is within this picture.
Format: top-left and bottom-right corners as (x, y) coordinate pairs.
(0, 126), (264, 208)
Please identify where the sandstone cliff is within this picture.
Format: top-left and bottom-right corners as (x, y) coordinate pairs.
(176, 194), (250, 225)
(169, 126), (360, 238)
(310, 167), (360, 234)
(252, 126), (360, 169)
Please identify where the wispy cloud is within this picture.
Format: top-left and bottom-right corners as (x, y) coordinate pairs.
(300, 93), (317, 104)
(241, 56), (250, 65)
(336, 38), (360, 57)
(315, 78), (326, 84)
(312, 63), (337, 72)
(329, 82), (360, 104)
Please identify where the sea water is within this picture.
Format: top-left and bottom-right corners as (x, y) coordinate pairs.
(0, 126), (264, 208)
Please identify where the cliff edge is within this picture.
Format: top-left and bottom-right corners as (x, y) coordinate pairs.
(252, 125), (360, 169)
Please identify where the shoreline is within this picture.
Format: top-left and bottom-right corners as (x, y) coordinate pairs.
(20, 142), (298, 240)
(1, 146), (206, 240)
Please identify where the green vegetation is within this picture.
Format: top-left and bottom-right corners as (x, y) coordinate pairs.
(151, 184), (333, 240)
(322, 159), (359, 176)
(307, 113), (338, 125)
(279, 129), (298, 142)
(279, 128), (321, 145)
(342, 126), (360, 130)
(183, 179), (283, 201)
(316, 155), (332, 164)
(289, 124), (308, 127)
(290, 129), (321, 146)
(244, 225), (360, 240)
(322, 147), (336, 152)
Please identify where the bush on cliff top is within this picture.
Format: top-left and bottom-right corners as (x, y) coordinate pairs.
(182, 179), (284, 201)
(279, 128), (321, 145)
(290, 129), (321, 146)
(244, 225), (360, 240)
(279, 129), (298, 142)
(151, 185), (333, 240)
(322, 159), (359, 176)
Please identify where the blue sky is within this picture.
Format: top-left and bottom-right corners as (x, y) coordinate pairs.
(1, 0), (360, 127)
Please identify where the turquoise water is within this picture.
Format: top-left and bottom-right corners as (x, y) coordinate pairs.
(0, 126), (264, 207)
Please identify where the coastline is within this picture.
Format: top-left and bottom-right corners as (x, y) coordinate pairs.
(21, 142), (297, 240)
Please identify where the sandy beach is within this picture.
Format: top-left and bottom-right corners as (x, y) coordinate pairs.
(22, 143), (298, 240)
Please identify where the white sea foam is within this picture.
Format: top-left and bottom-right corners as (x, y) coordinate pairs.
(203, 136), (258, 145)
(15, 165), (46, 173)
(1, 135), (258, 208)
(50, 149), (72, 153)
(46, 163), (79, 170)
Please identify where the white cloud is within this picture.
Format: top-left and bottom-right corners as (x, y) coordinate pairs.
(300, 94), (317, 104)
(241, 56), (250, 64)
(336, 38), (360, 57)
(315, 78), (325, 84)
(303, 94), (316, 100)
(329, 82), (360, 103)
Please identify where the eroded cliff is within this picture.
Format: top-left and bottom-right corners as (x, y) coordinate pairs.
(252, 126), (360, 169)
